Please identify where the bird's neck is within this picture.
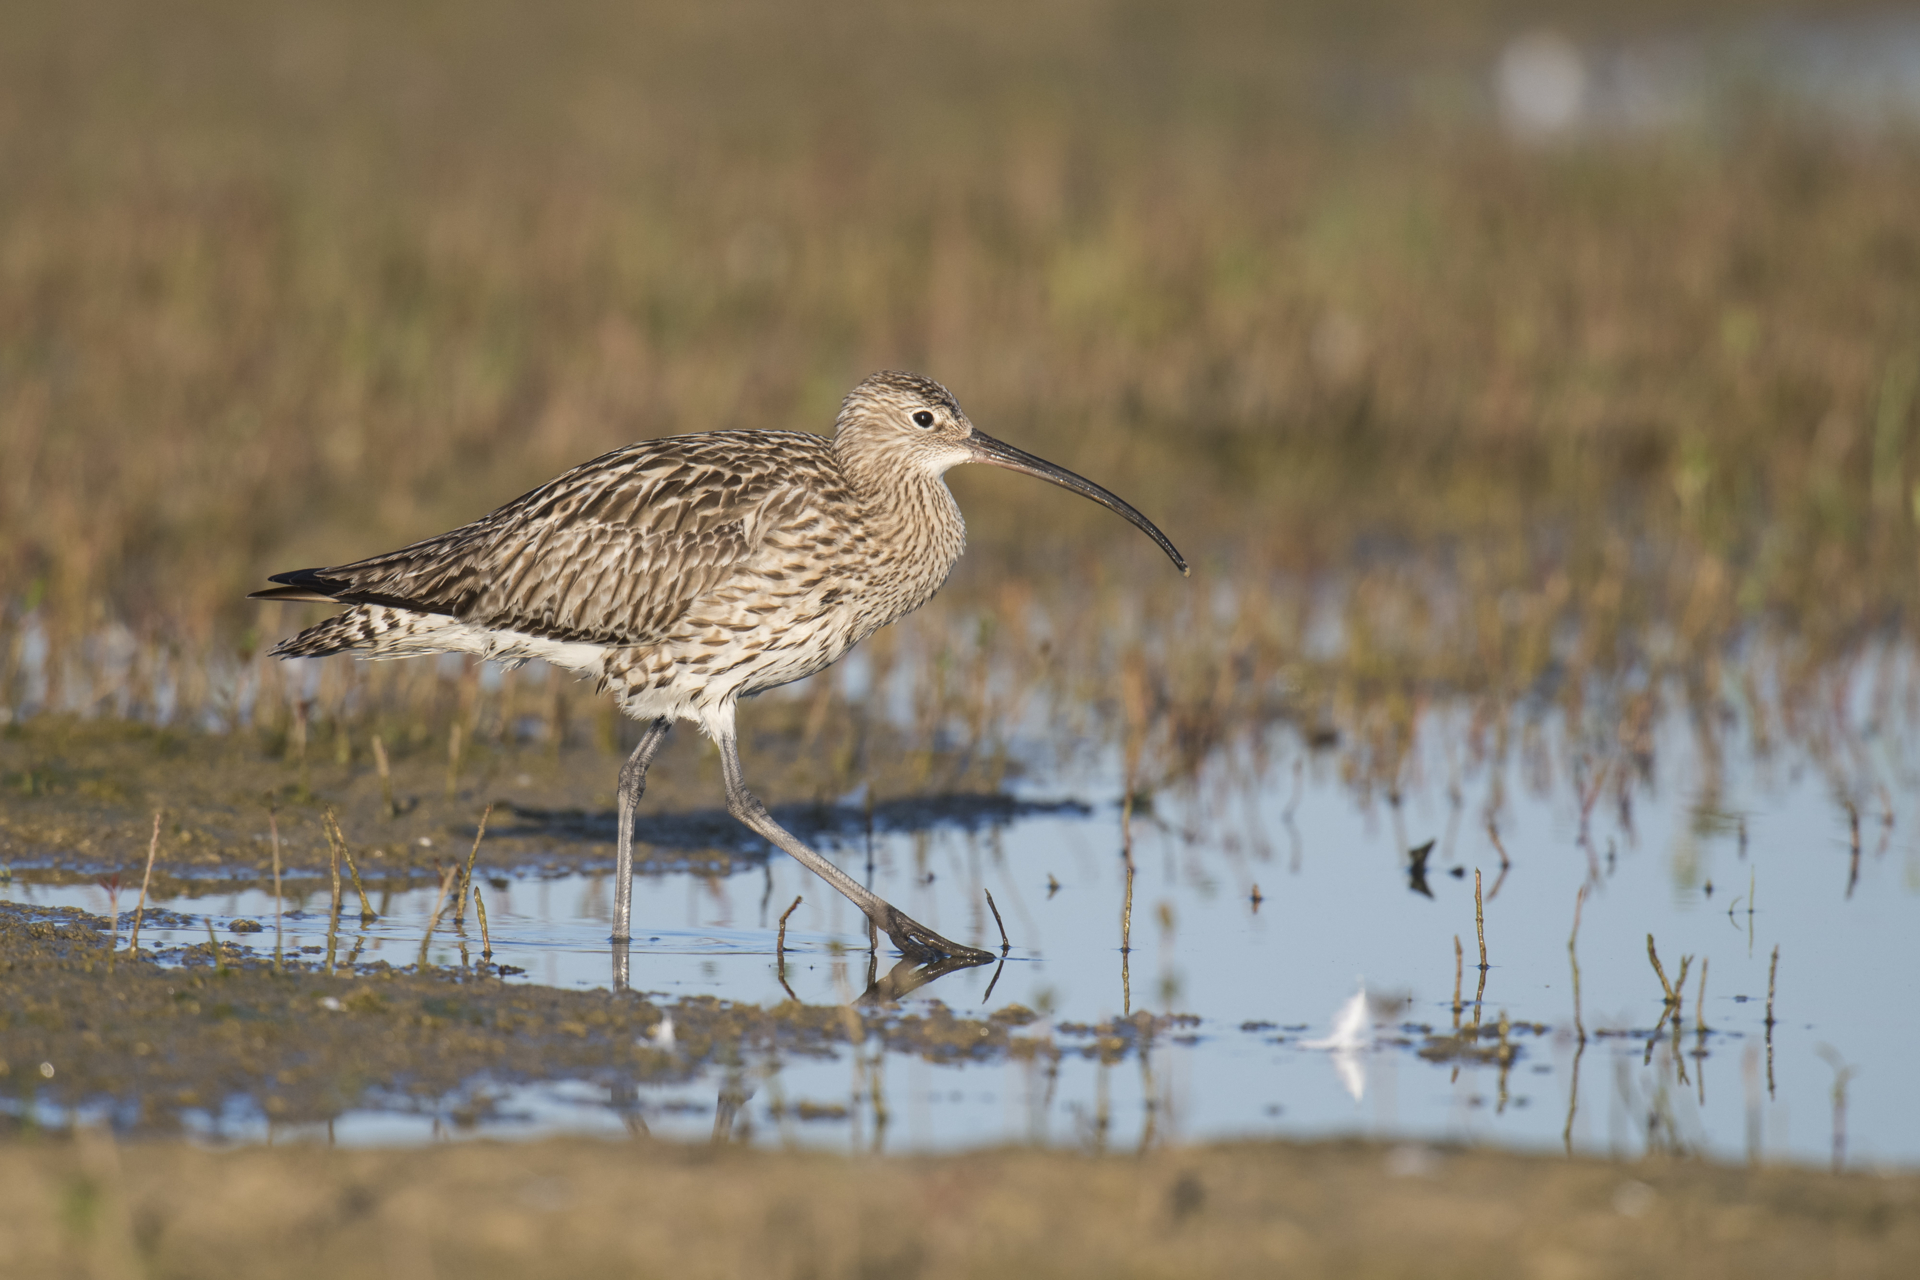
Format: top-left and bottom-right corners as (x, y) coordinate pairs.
(832, 437), (967, 595)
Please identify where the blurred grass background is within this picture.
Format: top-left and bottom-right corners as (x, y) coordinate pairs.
(2, 0), (1918, 787)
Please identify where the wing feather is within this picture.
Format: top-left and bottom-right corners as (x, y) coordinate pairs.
(266, 432), (840, 646)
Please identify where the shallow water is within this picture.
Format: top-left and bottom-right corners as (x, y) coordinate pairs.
(8, 704), (1917, 1166)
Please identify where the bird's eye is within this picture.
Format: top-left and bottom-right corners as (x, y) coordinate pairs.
(912, 410), (936, 428)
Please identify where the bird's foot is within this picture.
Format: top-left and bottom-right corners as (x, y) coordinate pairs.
(874, 903), (995, 964)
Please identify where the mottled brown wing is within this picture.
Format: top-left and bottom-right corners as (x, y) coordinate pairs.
(268, 432), (837, 646)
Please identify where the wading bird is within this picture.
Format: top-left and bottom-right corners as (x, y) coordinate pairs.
(253, 372), (1186, 964)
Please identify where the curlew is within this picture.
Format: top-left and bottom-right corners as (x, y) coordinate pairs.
(252, 371), (1186, 964)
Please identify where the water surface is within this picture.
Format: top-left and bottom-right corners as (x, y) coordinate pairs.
(9, 701), (1914, 1167)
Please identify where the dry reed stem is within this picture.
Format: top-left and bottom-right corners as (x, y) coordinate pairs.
(1473, 868), (1487, 971)
(984, 888), (1010, 955)
(1568, 885), (1587, 1043)
(1451, 934), (1463, 1028)
(1119, 843), (1137, 1016)
(1647, 934), (1677, 1005)
(1766, 943), (1780, 1099)
(326, 823), (342, 918)
(1847, 802), (1862, 898)
(775, 895), (803, 1001)
(323, 814), (343, 972)
(457, 803), (492, 924)
(776, 895), (802, 957)
(417, 865), (461, 970)
(269, 806), (283, 973)
(126, 811), (160, 955)
(372, 736), (396, 820)
(475, 887), (492, 962)
(446, 722), (464, 801)
(326, 810), (377, 920)
(1695, 956), (1710, 1035)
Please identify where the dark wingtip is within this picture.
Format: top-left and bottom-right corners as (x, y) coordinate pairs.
(250, 568), (344, 603)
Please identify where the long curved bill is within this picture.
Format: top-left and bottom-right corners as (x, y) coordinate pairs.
(965, 430), (1189, 575)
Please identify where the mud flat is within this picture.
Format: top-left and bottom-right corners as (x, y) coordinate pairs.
(1, 1129), (1915, 1279)
(3, 899), (1917, 1278)
(0, 901), (1059, 1137)
(0, 715), (1019, 894)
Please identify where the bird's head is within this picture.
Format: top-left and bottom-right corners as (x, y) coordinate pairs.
(833, 370), (981, 476)
(832, 371), (1189, 575)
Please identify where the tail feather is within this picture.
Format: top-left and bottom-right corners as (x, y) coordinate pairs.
(271, 605), (461, 660)
(248, 584), (337, 603)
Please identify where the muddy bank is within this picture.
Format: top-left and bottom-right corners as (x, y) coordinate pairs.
(0, 901), (1195, 1138)
(4, 1131), (1916, 1279)
(0, 713), (1042, 895)
(0, 901), (1056, 1135)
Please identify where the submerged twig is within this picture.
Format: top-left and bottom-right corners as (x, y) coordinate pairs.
(984, 888), (1011, 955)
(126, 811), (161, 955)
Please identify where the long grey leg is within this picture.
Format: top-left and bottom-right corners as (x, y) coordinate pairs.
(612, 718), (672, 943)
(710, 708), (989, 963)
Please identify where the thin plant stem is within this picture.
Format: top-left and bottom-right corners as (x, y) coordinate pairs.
(1568, 885), (1587, 1043)
(269, 806), (283, 973)
(984, 888), (1010, 954)
(126, 811), (161, 955)
(417, 864), (460, 970)
(327, 809), (376, 919)
(475, 886), (493, 963)
(456, 802), (492, 924)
